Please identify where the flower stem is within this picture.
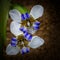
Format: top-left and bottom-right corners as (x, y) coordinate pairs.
(0, 0), (10, 54)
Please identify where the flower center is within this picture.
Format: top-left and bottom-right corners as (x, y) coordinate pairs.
(21, 13), (35, 28)
(16, 35), (29, 48)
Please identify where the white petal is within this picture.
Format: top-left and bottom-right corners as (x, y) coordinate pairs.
(28, 36), (44, 49)
(6, 44), (20, 55)
(30, 5), (44, 19)
(9, 9), (21, 23)
(10, 21), (23, 36)
(28, 27), (37, 34)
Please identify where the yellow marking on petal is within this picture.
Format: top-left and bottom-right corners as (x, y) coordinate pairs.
(16, 35), (29, 48)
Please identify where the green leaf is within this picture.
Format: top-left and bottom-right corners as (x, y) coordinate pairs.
(0, 0), (10, 54)
(12, 4), (30, 14)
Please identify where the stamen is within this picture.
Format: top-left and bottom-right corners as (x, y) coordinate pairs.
(24, 32), (32, 41)
(25, 13), (30, 19)
(33, 21), (40, 30)
(34, 21), (40, 25)
(19, 27), (28, 33)
(21, 47), (30, 54)
(21, 14), (26, 20)
(11, 37), (17, 47)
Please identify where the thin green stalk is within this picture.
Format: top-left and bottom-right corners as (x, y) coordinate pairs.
(0, 0), (10, 54)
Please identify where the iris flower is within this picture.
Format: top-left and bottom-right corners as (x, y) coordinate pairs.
(6, 5), (44, 55)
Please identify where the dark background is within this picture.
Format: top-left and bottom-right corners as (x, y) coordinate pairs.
(2, 0), (60, 60)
